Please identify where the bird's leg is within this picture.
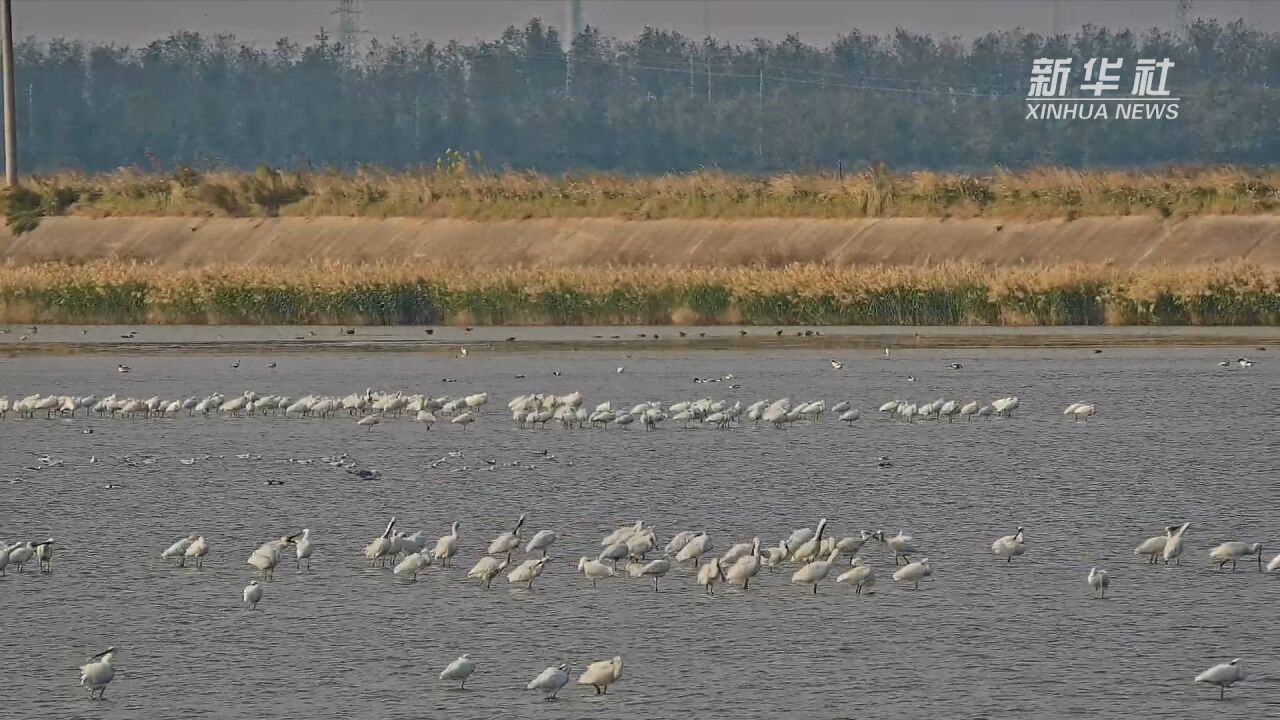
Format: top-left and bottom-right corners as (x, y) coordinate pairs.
(1220, 687), (1225, 700)
(1007, 557), (1011, 563)
(1217, 559), (1228, 570)
(744, 577), (750, 591)
(1232, 560), (1238, 572)
(653, 577), (659, 592)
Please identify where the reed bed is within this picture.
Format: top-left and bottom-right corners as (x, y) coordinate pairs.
(3, 261), (1279, 326)
(8, 164), (1280, 228)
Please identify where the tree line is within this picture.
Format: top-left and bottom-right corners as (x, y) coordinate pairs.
(13, 18), (1280, 173)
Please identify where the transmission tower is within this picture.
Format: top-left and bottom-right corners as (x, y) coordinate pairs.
(564, 0), (583, 50)
(332, 0), (365, 61)
(1176, 0), (1193, 39)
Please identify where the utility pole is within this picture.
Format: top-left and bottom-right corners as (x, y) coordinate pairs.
(2, 0), (16, 186)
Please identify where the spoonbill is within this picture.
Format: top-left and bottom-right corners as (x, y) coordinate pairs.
(35, 538), (55, 572)
(525, 529), (557, 557)
(675, 532), (712, 565)
(578, 557), (616, 588)
(761, 541), (788, 571)
(791, 519), (829, 564)
(991, 526), (1026, 562)
(243, 580), (263, 609)
(1195, 658), (1245, 699)
(1209, 541), (1263, 572)
(837, 557), (877, 594)
(725, 539), (763, 590)
(791, 548), (840, 594)
(79, 647), (117, 699)
(434, 522), (460, 567)
(488, 514), (526, 562)
(630, 557), (672, 591)
(439, 654), (476, 689)
(878, 530), (919, 565)
(1267, 553), (1280, 573)
(577, 656), (624, 695)
(697, 557), (726, 595)
(6, 541), (36, 573)
(1087, 567), (1109, 598)
(1163, 522), (1190, 565)
(394, 551), (432, 580)
(161, 534), (197, 563)
(466, 557), (507, 589)
(527, 663), (570, 699)
(893, 557), (932, 589)
(508, 556), (549, 588)
(183, 536), (208, 569)
(362, 518), (397, 567)
(1134, 526), (1176, 564)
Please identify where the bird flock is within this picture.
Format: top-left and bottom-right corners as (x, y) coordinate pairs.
(0, 387), (1111, 430)
(10, 511), (1272, 701)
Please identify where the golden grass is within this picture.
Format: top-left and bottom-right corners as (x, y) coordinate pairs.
(3, 260), (1279, 326)
(9, 164), (1280, 224)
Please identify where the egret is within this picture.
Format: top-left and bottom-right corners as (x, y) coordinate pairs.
(1087, 567), (1109, 598)
(78, 647), (117, 699)
(434, 522), (460, 567)
(527, 663), (570, 699)
(893, 557), (932, 589)
(294, 528), (314, 570)
(243, 580), (263, 609)
(1209, 541), (1263, 572)
(837, 557), (877, 594)
(577, 656), (623, 695)
(991, 526), (1026, 563)
(1195, 659), (1245, 699)
(439, 654), (476, 689)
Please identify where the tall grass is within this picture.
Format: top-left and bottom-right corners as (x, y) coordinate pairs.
(8, 164), (1280, 228)
(3, 261), (1279, 326)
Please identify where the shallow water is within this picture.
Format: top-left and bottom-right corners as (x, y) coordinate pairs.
(3, 346), (1279, 719)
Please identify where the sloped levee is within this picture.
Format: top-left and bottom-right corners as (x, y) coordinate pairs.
(3, 215), (1280, 268)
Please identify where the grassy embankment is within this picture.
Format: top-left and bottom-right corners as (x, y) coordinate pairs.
(3, 164), (1280, 326)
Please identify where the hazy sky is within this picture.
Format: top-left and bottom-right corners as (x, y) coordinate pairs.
(13, 1), (1279, 48)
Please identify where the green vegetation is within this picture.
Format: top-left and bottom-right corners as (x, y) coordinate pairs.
(3, 261), (1278, 326)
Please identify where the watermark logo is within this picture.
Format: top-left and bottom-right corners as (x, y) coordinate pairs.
(1026, 58), (1177, 120)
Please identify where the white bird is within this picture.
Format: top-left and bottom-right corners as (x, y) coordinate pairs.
(507, 557), (549, 588)
(79, 647), (117, 699)
(791, 548), (840, 594)
(1195, 658), (1245, 699)
(467, 557), (507, 589)
(630, 557), (672, 591)
(452, 411), (477, 429)
(1209, 541), (1263, 572)
(182, 535), (208, 569)
(991, 526), (1026, 563)
(439, 654), (476, 689)
(6, 541), (35, 573)
(394, 551), (432, 580)
(696, 557), (726, 595)
(675, 532), (712, 565)
(663, 530), (697, 555)
(363, 517), (397, 567)
(161, 534), (197, 563)
(34, 538), (55, 572)
(878, 530), (919, 565)
(893, 557), (932, 589)
(577, 656), (624, 695)
(1162, 521), (1190, 565)
(488, 514), (526, 561)
(837, 557), (877, 594)
(527, 663), (571, 699)
(579, 557), (616, 587)
(721, 539), (755, 565)
(525, 529), (557, 557)
(1134, 526), (1175, 564)
(434, 521), (460, 567)
(1070, 403), (1096, 422)
(356, 414), (380, 431)
(791, 518), (828, 563)
(1267, 553), (1280, 573)
(294, 528), (313, 570)
(248, 535), (294, 579)
(761, 541), (788, 572)
(243, 580), (263, 609)
(725, 539), (763, 590)
(1087, 567), (1109, 598)
(830, 359), (844, 369)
